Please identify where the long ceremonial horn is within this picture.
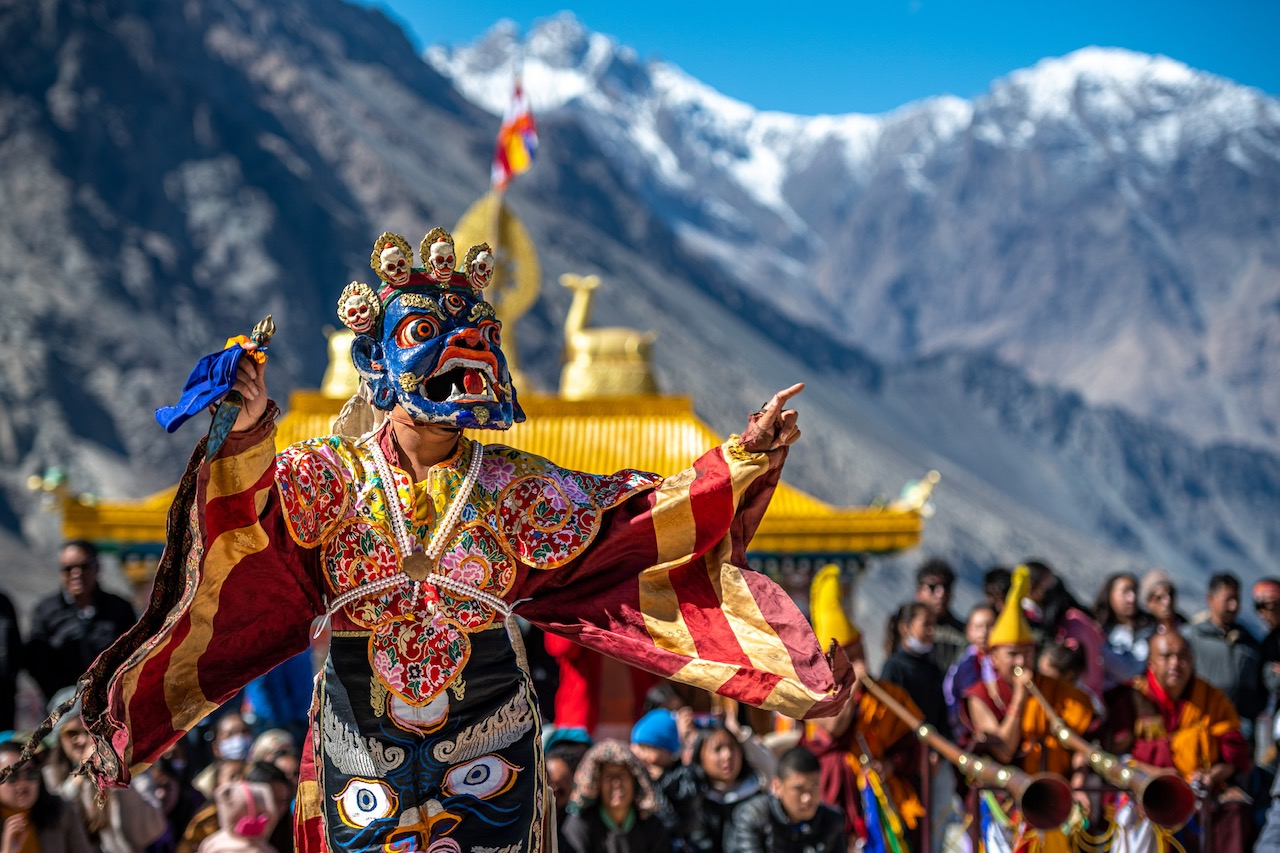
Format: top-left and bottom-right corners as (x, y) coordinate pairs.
(1012, 667), (1196, 829)
(859, 675), (1072, 830)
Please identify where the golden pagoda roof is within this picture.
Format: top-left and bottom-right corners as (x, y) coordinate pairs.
(65, 390), (922, 555)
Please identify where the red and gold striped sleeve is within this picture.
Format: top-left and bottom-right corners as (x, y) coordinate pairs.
(513, 438), (851, 720)
(81, 408), (324, 788)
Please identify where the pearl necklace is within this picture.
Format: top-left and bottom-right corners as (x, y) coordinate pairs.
(369, 436), (483, 600)
(313, 437), (515, 638)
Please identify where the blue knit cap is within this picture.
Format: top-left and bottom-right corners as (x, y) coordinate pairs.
(630, 709), (681, 754)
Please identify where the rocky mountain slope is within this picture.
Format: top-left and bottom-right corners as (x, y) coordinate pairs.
(430, 15), (1280, 450)
(0, 1), (1276, 633)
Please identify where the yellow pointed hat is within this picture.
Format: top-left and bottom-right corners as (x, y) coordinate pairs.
(810, 564), (860, 649)
(987, 564), (1035, 648)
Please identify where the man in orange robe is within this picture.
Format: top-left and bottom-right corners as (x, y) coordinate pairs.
(962, 566), (1093, 814)
(1103, 629), (1253, 853)
(803, 564), (925, 847)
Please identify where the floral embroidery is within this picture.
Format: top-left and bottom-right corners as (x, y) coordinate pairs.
(497, 475), (595, 569)
(369, 615), (469, 705)
(477, 456), (516, 491)
(276, 444), (350, 546)
(277, 437), (659, 704)
(436, 524), (515, 630)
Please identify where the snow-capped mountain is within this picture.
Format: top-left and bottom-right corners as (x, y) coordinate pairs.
(1, 0), (1278, 638)
(428, 15), (1280, 450)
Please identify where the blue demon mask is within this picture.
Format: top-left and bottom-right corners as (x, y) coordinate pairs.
(341, 229), (523, 430)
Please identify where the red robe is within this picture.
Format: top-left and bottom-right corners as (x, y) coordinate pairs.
(802, 682), (924, 842)
(74, 408), (850, 851)
(1103, 671), (1250, 779)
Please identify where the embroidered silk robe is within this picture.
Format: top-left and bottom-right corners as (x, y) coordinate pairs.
(76, 408), (847, 853)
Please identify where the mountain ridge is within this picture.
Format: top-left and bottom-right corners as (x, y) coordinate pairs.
(0, 1), (1276, 641)
(429, 15), (1280, 450)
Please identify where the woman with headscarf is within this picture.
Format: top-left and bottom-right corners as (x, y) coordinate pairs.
(561, 739), (670, 853)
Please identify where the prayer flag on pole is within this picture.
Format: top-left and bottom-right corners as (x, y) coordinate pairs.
(491, 79), (537, 190)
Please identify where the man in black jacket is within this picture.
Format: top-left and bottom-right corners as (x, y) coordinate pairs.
(26, 540), (136, 702)
(724, 747), (846, 853)
(0, 589), (21, 730)
(915, 558), (967, 672)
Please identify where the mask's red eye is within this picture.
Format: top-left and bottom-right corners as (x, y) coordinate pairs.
(480, 321), (501, 347)
(394, 316), (441, 348)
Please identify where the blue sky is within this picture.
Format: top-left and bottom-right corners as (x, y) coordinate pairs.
(369, 0), (1280, 115)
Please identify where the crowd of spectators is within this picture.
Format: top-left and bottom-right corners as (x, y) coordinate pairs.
(6, 542), (1280, 852)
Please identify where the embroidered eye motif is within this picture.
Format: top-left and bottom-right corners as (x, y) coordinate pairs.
(442, 755), (518, 800)
(334, 779), (398, 828)
(395, 316), (442, 348)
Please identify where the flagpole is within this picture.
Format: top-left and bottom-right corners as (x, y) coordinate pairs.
(488, 182), (505, 256)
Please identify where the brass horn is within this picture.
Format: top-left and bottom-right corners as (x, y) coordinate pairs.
(1013, 667), (1196, 829)
(859, 675), (1073, 830)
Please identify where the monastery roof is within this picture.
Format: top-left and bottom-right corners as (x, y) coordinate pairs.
(65, 390), (922, 556)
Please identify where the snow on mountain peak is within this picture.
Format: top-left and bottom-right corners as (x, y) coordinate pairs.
(998, 46), (1224, 121)
(974, 46), (1272, 167)
(426, 14), (890, 223)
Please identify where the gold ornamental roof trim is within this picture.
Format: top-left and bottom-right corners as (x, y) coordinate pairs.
(64, 390), (922, 555)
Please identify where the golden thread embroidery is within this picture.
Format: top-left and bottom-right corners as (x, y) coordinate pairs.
(724, 434), (764, 463)
(467, 302), (496, 322)
(433, 691), (532, 764)
(369, 676), (388, 718)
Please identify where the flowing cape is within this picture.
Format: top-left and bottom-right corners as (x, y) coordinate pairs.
(76, 411), (850, 795)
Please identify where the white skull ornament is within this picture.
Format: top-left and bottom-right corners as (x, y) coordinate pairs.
(428, 240), (455, 283)
(379, 245), (411, 286)
(469, 251), (495, 289)
(337, 281), (380, 334)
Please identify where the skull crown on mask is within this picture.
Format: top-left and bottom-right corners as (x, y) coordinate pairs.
(379, 246), (411, 286)
(345, 232), (525, 430)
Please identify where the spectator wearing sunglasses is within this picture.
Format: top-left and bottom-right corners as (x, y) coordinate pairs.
(914, 558), (967, 672)
(26, 540), (137, 703)
(1255, 579), (1280, 737)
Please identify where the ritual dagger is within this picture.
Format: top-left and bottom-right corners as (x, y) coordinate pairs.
(206, 315), (276, 460)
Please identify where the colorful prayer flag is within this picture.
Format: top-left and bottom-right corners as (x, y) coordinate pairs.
(491, 79), (538, 190)
(858, 766), (909, 853)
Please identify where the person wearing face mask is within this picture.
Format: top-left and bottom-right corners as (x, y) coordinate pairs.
(880, 602), (953, 852)
(211, 716), (254, 764)
(880, 603), (947, 737)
